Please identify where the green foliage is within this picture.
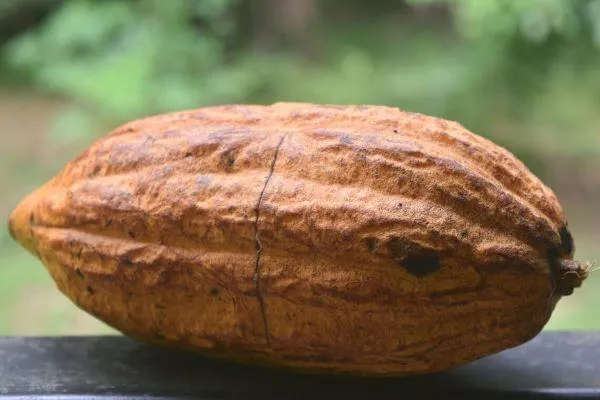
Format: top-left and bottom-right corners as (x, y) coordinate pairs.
(411, 0), (581, 40)
(408, 0), (599, 41)
(406, 0), (600, 86)
(4, 0), (258, 134)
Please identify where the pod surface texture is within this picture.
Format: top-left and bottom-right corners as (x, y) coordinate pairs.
(8, 102), (582, 376)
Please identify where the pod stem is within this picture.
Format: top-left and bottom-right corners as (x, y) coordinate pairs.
(556, 259), (595, 296)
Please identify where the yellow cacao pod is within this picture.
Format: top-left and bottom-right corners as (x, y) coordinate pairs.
(8, 103), (587, 376)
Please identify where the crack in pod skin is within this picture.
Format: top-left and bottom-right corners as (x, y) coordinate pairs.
(7, 102), (585, 376)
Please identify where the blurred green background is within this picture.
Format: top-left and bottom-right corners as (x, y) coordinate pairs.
(0, 0), (598, 335)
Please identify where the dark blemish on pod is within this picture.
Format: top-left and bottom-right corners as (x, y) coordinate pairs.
(365, 237), (378, 253)
(221, 150), (236, 170)
(184, 152), (193, 158)
(121, 256), (133, 267)
(128, 230), (136, 239)
(393, 129), (398, 133)
(90, 165), (101, 177)
(75, 268), (84, 279)
(402, 252), (441, 277)
(155, 303), (167, 310)
(29, 212), (35, 224)
(86, 286), (95, 295)
(210, 287), (220, 296)
(387, 237), (441, 277)
(387, 237), (409, 260)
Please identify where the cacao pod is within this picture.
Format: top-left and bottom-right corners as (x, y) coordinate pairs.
(8, 103), (587, 376)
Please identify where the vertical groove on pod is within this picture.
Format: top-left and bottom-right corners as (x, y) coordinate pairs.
(253, 134), (286, 346)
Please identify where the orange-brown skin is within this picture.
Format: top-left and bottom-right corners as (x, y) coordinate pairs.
(8, 102), (586, 376)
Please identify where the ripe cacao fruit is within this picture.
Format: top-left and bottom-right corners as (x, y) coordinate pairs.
(8, 102), (588, 376)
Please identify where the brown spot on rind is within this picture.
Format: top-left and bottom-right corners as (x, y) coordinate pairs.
(121, 256), (133, 267)
(365, 237), (378, 253)
(387, 237), (442, 277)
(220, 150), (236, 170)
(403, 252), (441, 277)
(90, 165), (101, 177)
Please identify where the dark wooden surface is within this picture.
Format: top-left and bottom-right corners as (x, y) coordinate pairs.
(1, 331), (599, 399)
